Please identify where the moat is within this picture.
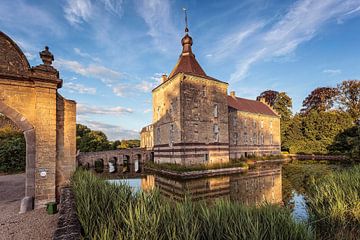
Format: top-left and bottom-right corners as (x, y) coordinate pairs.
(95, 161), (353, 222)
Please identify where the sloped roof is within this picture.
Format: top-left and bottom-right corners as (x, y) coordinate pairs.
(168, 53), (206, 78)
(227, 96), (278, 117)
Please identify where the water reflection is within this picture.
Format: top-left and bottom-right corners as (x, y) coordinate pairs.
(104, 164), (282, 206)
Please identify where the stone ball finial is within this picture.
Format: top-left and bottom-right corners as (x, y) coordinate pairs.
(40, 46), (54, 66)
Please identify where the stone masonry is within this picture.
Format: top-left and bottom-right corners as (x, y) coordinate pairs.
(141, 26), (281, 165)
(0, 31), (76, 212)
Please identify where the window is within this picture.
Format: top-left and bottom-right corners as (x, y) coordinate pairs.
(244, 119), (247, 128)
(156, 127), (161, 144)
(169, 124), (174, 147)
(253, 133), (257, 145)
(233, 133), (238, 145)
(270, 134), (273, 145)
(244, 132), (248, 145)
(202, 85), (206, 97)
(253, 120), (257, 128)
(204, 153), (209, 162)
(214, 104), (218, 118)
(270, 120), (273, 129)
(260, 133), (264, 145)
(260, 120), (264, 129)
(233, 115), (237, 126)
(213, 124), (219, 142)
(157, 106), (161, 120)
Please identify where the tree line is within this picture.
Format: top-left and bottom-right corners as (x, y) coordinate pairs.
(257, 80), (360, 158)
(76, 124), (140, 152)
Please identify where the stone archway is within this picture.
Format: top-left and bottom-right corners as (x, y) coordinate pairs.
(0, 101), (35, 212)
(0, 31), (77, 212)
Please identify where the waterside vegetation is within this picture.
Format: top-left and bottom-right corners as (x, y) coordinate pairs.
(307, 165), (360, 239)
(72, 169), (314, 240)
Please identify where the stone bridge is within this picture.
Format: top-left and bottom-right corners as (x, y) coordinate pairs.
(77, 148), (153, 173)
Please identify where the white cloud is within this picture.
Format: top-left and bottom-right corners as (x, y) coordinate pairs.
(54, 58), (122, 84)
(136, 81), (157, 92)
(227, 0), (360, 82)
(80, 119), (139, 140)
(74, 48), (101, 62)
(100, 0), (124, 15)
(77, 103), (133, 115)
(63, 82), (96, 94)
(135, 0), (177, 51)
(211, 22), (264, 60)
(323, 69), (342, 75)
(64, 0), (93, 25)
(112, 84), (127, 97)
(143, 108), (152, 113)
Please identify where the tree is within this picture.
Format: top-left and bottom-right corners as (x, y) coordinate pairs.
(257, 90), (293, 151)
(301, 87), (339, 114)
(118, 139), (140, 149)
(328, 125), (360, 159)
(337, 80), (360, 120)
(256, 90), (279, 106)
(0, 121), (26, 173)
(283, 110), (354, 154)
(76, 124), (113, 152)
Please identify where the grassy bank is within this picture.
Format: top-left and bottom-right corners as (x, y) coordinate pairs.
(145, 155), (286, 173)
(307, 165), (360, 239)
(72, 169), (314, 240)
(145, 160), (248, 173)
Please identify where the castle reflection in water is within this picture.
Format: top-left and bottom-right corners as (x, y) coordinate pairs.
(105, 163), (282, 206)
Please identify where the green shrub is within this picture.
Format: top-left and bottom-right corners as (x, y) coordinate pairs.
(0, 131), (26, 173)
(72, 169), (314, 240)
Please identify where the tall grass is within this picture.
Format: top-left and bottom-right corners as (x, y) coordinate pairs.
(307, 165), (360, 239)
(72, 169), (314, 240)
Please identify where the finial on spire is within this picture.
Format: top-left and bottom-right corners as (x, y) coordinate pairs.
(182, 8), (188, 33)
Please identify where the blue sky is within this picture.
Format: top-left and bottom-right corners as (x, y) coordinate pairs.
(1, 0), (360, 140)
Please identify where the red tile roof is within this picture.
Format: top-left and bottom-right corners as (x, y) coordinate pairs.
(227, 96), (278, 117)
(168, 53), (206, 79)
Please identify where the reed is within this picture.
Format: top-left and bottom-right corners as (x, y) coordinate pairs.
(307, 165), (360, 239)
(72, 169), (313, 240)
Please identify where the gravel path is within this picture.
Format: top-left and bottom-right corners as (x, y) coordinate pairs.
(0, 174), (58, 240)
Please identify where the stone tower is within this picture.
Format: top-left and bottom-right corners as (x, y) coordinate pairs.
(151, 26), (230, 165)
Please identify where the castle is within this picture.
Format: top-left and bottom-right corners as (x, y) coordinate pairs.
(141, 26), (280, 165)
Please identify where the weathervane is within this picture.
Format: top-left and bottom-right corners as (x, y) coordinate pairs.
(182, 8), (189, 33)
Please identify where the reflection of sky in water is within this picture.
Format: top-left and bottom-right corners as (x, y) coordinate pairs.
(107, 179), (142, 192)
(290, 191), (308, 221)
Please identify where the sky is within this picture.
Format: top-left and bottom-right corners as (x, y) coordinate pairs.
(1, 0), (360, 140)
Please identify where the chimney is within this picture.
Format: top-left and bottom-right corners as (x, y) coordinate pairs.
(161, 74), (167, 83)
(230, 91), (236, 98)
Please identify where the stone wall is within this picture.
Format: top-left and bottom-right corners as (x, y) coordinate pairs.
(140, 124), (154, 150)
(152, 73), (230, 165)
(0, 31), (76, 211)
(53, 187), (81, 240)
(228, 108), (281, 158)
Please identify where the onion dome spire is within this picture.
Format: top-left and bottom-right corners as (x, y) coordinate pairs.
(168, 9), (206, 79)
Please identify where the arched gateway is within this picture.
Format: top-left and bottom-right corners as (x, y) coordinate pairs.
(0, 32), (76, 212)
